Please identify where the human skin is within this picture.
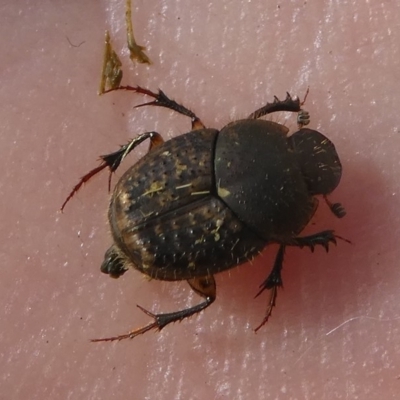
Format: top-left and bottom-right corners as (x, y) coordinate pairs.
(2, 1), (400, 399)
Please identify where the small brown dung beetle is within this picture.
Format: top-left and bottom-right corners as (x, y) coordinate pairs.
(62, 86), (346, 342)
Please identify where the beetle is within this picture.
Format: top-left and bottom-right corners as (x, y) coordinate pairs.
(62, 86), (346, 342)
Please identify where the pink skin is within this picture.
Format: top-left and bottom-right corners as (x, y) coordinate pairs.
(2, 1), (400, 399)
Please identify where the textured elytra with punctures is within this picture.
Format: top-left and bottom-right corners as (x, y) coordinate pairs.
(109, 127), (267, 280)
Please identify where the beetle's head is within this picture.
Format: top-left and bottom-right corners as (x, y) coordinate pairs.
(101, 246), (128, 278)
(289, 128), (342, 196)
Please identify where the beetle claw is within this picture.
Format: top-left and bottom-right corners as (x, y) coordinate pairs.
(60, 162), (109, 212)
(90, 322), (158, 343)
(254, 286), (278, 332)
(90, 305), (161, 343)
(135, 100), (158, 109)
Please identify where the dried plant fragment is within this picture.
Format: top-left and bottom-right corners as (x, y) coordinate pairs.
(98, 31), (123, 95)
(126, 0), (151, 65)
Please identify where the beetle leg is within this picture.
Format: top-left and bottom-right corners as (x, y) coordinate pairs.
(254, 245), (285, 331)
(254, 229), (350, 331)
(60, 131), (163, 211)
(290, 230), (351, 251)
(247, 93), (302, 120)
(104, 85), (205, 130)
(91, 275), (216, 342)
(289, 230), (338, 252)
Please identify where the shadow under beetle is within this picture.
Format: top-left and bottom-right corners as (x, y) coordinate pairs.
(62, 86), (346, 342)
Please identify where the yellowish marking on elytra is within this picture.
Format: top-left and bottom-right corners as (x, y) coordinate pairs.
(211, 219), (223, 242)
(175, 183), (192, 190)
(217, 187), (231, 198)
(141, 182), (164, 197)
(191, 190), (210, 196)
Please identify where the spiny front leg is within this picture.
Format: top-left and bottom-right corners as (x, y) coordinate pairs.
(91, 275), (216, 342)
(247, 93), (302, 120)
(288, 230), (344, 252)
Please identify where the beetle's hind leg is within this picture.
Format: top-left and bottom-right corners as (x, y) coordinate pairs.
(61, 131), (164, 211)
(105, 85), (205, 130)
(91, 275), (216, 342)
